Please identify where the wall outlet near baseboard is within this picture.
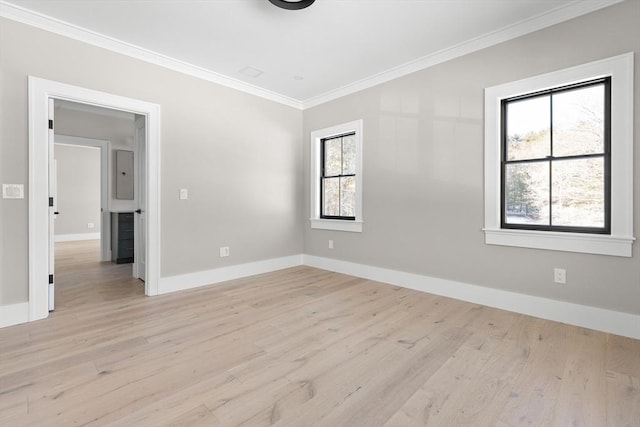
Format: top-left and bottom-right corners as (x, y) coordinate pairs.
(554, 268), (566, 284)
(87, 223), (95, 229)
(219, 246), (230, 257)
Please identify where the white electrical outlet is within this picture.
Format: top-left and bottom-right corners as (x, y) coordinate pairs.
(328, 240), (334, 249)
(179, 188), (188, 200)
(219, 246), (230, 257)
(87, 223), (94, 229)
(554, 268), (566, 284)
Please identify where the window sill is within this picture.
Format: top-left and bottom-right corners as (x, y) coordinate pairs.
(484, 228), (634, 257)
(310, 218), (363, 233)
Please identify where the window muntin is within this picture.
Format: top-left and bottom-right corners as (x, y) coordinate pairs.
(501, 78), (610, 234)
(321, 133), (356, 219)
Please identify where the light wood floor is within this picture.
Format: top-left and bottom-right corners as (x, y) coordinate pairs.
(0, 241), (638, 426)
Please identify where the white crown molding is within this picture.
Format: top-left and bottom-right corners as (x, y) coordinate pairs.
(0, 1), (303, 110)
(301, 0), (624, 109)
(0, 0), (622, 110)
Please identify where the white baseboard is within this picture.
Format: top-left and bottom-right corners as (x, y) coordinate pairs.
(158, 255), (304, 295)
(0, 302), (29, 328)
(302, 255), (640, 340)
(55, 233), (100, 242)
(6, 250), (637, 339)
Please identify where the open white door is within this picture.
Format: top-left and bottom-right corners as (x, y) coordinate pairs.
(133, 115), (146, 281)
(48, 99), (56, 311)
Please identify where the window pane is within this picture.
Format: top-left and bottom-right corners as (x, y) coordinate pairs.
(506, 96), (550, 161)
(322, 177), (339, 216)
(553, 84), (605, 157)
(324, 138), (342, 177)
(342, 135), (356, 175)
(552, 158), (605, 228)
(340, 176), (356, 217)
(505, 162), (549, 225)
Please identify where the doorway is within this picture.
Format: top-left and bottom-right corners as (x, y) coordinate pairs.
(50, 103), (145, 310)
(28, 77), (161, 322)
(54, 134), (109, 261)
(52, 139), (103, 309)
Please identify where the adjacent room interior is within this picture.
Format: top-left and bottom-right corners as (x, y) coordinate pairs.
(0, 0), (638, 425)
(52, 101), (144, 309)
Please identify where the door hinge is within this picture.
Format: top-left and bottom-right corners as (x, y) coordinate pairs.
(48, 119), (53, 130)
(49, 274), (54, 284)
(49, 197), (54, 207)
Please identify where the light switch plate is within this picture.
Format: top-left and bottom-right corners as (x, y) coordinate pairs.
(3, 184), (24, 199)
(179, 188), (188, 200)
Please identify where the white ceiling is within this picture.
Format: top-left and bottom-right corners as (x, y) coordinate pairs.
(1, 0), (622, 108)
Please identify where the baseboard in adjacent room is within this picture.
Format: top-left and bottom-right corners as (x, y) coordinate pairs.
(54, 233), (100, 242)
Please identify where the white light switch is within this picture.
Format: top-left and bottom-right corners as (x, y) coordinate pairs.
(2, 184), (24, 199)
(179, 188), (188, 200)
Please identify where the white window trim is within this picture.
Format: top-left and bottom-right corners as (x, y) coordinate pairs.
(484, 53), (635, 257)
(310, 119), (363, 232)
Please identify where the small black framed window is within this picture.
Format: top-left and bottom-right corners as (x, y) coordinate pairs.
(320, 132), (356, 219)
(501, 77), (611, 234)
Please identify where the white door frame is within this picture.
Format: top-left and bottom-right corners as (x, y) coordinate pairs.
(28, 76), (161, 322)
(133, 115), (146, 280)
(54, 135), (110, 262)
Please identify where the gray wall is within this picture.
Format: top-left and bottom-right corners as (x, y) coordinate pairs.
(0, 17), (303, 305)
(53, 144), (101, 237)
(303, 1), (640, 315)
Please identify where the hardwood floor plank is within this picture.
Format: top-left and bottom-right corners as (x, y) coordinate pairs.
(550, 328), (608, 427)
(495, 318), (569, 426)
(264, 305), (475, 426)
(162, 404), (222, 427)
(319, 327), (471, 427)
(382, 306), (520, 426)
(0, 336), (149, 392)
(0, 240), (638, 426)
(108, 372), (235, 426)
(605, 335), (640, 427)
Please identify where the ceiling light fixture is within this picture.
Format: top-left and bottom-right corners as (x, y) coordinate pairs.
(268, 0), (315, 10)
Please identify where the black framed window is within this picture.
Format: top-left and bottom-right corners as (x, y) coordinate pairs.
(321, 132), (356, 219)
(501, 77), (611, 234)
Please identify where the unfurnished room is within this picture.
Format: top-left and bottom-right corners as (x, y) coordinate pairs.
(0, 0), (639, 426)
